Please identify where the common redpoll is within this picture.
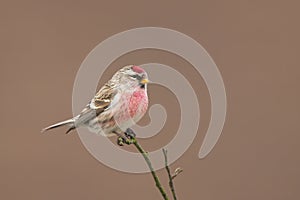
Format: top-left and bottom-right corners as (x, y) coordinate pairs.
(42, 65), (149, 138)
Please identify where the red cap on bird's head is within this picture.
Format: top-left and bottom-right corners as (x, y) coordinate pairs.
(132, 65), (145, 73)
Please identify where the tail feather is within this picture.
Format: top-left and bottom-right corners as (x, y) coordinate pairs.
(41, 119), (75, 133)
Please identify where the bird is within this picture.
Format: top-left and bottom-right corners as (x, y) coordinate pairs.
(42, 65), (149, 140)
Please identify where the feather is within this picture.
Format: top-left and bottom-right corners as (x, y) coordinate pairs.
(41, 118), (75, 133)
(70, 83), (118, 130)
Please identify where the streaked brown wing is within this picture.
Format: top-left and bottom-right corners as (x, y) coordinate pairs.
(75, 83), (117, 125)
(92, 83), (116, 110)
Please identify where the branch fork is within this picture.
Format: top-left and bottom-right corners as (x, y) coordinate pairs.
(118, 129), (182, 200)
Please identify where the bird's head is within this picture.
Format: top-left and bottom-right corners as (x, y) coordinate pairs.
(114, 65), (149, 90)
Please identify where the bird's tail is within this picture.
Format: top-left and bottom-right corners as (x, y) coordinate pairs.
(41, 118), (76, 134)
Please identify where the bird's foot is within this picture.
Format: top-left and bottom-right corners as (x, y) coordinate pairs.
(116, 134), (133, 146)
(125, 128), (136, 139)
(115, 129), (136, 146)
(117, 136), (125, 146)
(117, 136), (133, 146)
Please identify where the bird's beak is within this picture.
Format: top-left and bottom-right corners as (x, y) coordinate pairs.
(140, 78), (150, 84)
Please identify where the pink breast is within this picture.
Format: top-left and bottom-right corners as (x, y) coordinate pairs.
(129, 89), (148, 118)
(114, 89), (148, 127)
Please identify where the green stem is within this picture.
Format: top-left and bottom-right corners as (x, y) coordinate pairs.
(132, 138), (169, 200)
(163, 149), (178, 200)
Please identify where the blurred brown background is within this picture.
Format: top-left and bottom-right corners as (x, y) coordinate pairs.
(1, 0), (299, 199)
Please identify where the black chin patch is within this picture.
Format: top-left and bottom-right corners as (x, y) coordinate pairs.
(140, 84), (145, 89)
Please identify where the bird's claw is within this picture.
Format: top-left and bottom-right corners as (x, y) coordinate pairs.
(116, 129), (136, 146)
(117, 137), (125, 146)
(117, 136), (132, 146)
(125, 128), (136, 139)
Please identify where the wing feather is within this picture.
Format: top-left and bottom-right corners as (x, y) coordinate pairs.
(75, 83), (118, 125)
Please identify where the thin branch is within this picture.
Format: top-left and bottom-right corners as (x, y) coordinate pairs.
(171, 168), (183, 180)
(162, 149), (178, 200)
(131, 138), (169, 200)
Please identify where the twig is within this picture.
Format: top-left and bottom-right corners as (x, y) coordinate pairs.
(163, 149), (178, 200)
(131, 138), (169, 200)
(171, 168), (183, 180)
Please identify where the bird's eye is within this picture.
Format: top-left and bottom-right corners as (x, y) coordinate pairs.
(130, 74), (139, 79)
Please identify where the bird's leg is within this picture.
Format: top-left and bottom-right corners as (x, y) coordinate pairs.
(125, 128), (136, 139)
